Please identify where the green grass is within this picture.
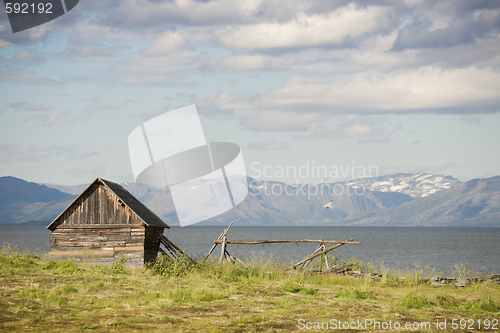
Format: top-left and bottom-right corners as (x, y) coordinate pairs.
(0, 247), (499, 332)
(399, 292), (434, 309)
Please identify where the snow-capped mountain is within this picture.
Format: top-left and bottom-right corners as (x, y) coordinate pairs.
(342, 176), (500, 227)
(18, 172), (463, 226)
(343, 173), (459, 198)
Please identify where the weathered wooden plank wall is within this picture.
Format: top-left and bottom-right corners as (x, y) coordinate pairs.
(53, 182), (143, 229)
(49, 226), (147, 267)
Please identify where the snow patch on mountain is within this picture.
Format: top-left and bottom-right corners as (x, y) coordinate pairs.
(343, 173), (459, 198)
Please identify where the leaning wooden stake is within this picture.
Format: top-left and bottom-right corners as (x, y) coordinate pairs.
(159, 234), (193, 262)
(206, 222), (233, 260)
(323, 241), (330, 270)
(219, 236), (227, 263)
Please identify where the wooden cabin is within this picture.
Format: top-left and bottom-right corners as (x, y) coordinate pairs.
(47, 177), (169, 268)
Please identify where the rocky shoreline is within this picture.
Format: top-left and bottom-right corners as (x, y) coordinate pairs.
(317, 265), (500, 287)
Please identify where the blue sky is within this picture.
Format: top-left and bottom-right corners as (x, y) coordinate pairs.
(1, 0), (499, 185)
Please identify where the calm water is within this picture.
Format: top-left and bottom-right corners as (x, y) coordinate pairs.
(1, 225), (499, 274)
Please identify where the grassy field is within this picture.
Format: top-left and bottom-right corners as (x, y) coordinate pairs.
(0, 246), (499, 332)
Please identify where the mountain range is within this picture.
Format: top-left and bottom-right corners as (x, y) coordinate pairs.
(0, 173), (498, 227)
(0, 177), (75, 224)
(343, 173), (459, 198)
(341, 176), (500, 227)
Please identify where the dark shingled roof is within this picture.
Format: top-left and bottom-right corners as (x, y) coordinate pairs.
(47, 177), (169, 229)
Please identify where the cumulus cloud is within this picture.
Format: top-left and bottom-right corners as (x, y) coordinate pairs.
(0, 22), (49, 48)
(392, 8), (500, 51)
(216, 4), (396, 49)
(98, 0), (266, 31)
(1, 0), (500, 133)
(197, 66), (500, 133)
(258, 67), (500, 112)
(142, 32), (186, 56)
(248, 138), (288, 150)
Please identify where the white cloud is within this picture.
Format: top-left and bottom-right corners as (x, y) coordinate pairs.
(222, 54), (293, 71)
(215, 4), (396, 49)
(0, 23), (49, 49)
(143, 32), (186, 56)
(259, 67), (500, 113)
(198, 66), (500, 134)
(100, 0), (266, 30)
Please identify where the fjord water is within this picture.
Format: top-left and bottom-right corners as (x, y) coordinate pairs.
(1, 226), (499, 275)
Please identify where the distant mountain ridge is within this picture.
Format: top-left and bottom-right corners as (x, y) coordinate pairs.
(44, 173), (457, 200)
(341, 176), (500, 227)
(0, 177), (75, 224)
(343, 173), (459, 198)
(1, 174), (499, 227)
(0, 176), (72, 206)
(43, 173), (457, 225)
(137, 177), (414, 226)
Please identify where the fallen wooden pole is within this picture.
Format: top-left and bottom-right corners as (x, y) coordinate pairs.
(213, 239), (360, 245)
(224, 250), (248, 267)
(285, 239), (353, 271)
(300, 242), (324, 271)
